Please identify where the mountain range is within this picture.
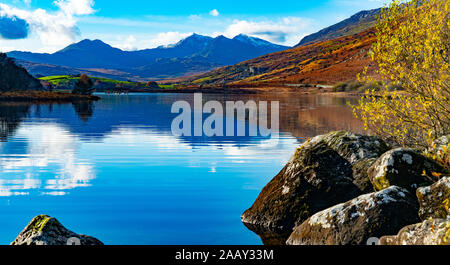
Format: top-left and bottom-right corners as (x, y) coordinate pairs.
(8, 34), (288, 80)
(183, 7), (380, 86)
(185, 29), (376, 86)
(7, 7), (381, 84)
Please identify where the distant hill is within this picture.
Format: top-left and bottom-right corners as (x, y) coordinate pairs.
(185, 28), (377, 86)
(7, 34), (288, 80)
(295, 8), (380, 47)
(0, 53), (43, 91)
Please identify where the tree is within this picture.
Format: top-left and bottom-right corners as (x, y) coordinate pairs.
(353, 0), (449, 149)
(72, 74), (94, 95)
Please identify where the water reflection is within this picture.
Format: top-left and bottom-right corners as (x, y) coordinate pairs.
(0, 94), (363, 198)
(0, 123), (95, 196)
(0, 93), (364, 245)
(72, 101), (95, 122)
(0, 103), (30, 141)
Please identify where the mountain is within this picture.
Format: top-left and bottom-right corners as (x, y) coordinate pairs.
(295, 8), (380, 47)
(185, 28), (377, 86)
(181, 8), (383, 87)
(7, 34), (288, 80)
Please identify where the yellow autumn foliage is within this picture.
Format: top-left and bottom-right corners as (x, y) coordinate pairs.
(353, 0), (449, 148)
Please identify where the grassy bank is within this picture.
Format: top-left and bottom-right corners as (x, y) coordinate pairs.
(39, 75), (135, 86)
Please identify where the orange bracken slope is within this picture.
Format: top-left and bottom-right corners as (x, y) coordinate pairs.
(187, 28), (378, 86)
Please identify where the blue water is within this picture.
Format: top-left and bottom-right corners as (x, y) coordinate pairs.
(0, 93), (362, 244)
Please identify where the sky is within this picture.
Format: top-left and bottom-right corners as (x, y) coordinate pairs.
(0, 0), (392, 53)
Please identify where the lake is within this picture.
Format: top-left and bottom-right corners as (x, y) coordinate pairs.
(0, 93), (363, 245)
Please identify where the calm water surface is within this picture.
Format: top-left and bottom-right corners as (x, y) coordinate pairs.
(0, 93), (362, 244)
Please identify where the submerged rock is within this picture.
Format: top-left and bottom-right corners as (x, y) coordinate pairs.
(368, 148), (446, 192)
(241, 131), (389, 234)
(286, 186), (420, 245)
(380, 217), (450, 245)
(417, 177), (450, 220)
(11, 215), (103, 245)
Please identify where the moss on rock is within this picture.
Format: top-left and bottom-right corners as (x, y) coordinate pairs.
(11, 214), (103, 245)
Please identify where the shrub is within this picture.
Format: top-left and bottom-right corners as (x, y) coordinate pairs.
(352, 0), (449, 149)
(72, 74), (94, 95)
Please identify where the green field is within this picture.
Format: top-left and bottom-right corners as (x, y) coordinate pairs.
(157, 84), (176, 89)
(39, 75), (137, 86)
(37, 75), (180, 90)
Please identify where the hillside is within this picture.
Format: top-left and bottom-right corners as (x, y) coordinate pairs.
(7, 34), (288, 80)
(296, 8), (380, 47)
(0, 53), (43, 91)
(185, 28), (377, 86)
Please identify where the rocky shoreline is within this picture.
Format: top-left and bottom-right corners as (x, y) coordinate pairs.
(242, 131), (449, 245)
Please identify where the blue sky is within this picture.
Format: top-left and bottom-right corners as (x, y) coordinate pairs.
(0, 0), (391, 52)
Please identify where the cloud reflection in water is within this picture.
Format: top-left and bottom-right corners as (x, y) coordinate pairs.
(0, 123), (95, 196)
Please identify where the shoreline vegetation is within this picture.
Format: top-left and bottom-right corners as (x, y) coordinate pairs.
(34, 74), (404, 96)
(0, 91), (100, 102)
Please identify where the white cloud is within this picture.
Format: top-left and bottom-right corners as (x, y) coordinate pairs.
(209, 9), (219, 17)
(111, 31), (192, 50)
(0, 0), (95, 49)
(54, 0), (95, 16)
(151, 31), (193, 47)
(115, 35), (137, 51)
(221, 17), (312, 46)
(188, 14), (201, 20)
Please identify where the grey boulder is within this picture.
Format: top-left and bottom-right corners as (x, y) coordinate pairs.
(241, 131), (389, 233)
(368, 148), (446, 192)
(286, 186), (420, 245)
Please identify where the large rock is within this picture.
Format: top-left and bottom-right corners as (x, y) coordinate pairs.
(0, 53), (43, 91)
(11, 215), (103, 245)
(416, 177), (450, 220)
(380, 217), (450, 245)
(368, 148), (446, 192)
(241, 131), (389, 233)
(286, 186), (420, 245)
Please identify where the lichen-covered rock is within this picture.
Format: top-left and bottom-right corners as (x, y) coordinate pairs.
(310, 131), (390, 192)
(417, 177), (450, 220)
(241, 131), (389, 234)
(368, 148), (446, 192)
(286, 186), (420, 245)
(11, 215), (103, 245)
(380, 217), (450, 245)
